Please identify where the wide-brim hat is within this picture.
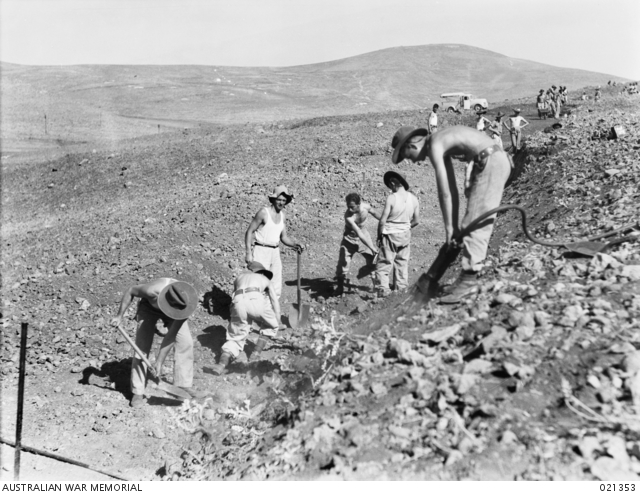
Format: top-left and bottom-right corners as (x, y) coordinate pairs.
(157, 281), (198, 320)
(383, 170), (409, 191)
(391, 125), (429, 164)
(476, 110), (487, 115)
(268, 185), (293, 205)
(495, 112), (505, 118)
(513, 108), (521, 114)
(247, 261), (273, 280)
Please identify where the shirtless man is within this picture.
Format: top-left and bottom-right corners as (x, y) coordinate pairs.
(487, 112), (505, 149)
(335, 192), (381, 294)
(245, 185), (304, 299)
(504, 109), (529, 152)
(211, 262), (285, 375)
(375, 171), (420, 296)
(110, 278), (198, 407)
(390, 125), (512, 303)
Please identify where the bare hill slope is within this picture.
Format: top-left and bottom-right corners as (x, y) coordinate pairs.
(0, 44), (626, 157)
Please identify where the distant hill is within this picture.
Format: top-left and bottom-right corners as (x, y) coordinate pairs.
(0, 44), (627, 154)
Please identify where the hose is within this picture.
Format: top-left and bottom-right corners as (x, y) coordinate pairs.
(457, 204), (565, 247)
(457, 204), (638, 248)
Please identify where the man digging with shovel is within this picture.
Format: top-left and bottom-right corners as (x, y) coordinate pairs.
(110, 278), (202, 408)
(391, 125), (511, 304)
(211, 262), (285, 375)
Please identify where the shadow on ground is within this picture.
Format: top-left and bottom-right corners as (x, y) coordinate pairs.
(80, 358), (132, 399)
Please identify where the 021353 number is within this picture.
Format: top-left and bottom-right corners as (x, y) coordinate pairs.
(600, 485), (636, 492)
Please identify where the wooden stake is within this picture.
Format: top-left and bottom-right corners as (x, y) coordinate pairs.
(14, 322), (27, 480)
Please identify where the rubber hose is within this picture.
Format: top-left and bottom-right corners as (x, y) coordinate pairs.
(456, 204), (566, 247)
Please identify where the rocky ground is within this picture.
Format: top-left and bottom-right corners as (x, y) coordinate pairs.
(1, 87), (639, 480)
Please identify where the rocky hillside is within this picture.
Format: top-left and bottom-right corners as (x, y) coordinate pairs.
(1, 91), (639, 480)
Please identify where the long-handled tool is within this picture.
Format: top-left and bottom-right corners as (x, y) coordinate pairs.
(116, 325), (192, 400)
(289, 250), (310, 329)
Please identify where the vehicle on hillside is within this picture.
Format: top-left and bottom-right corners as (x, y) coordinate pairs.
(440, 92), (489, 113)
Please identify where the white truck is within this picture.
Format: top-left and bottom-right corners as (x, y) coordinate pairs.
(440, 93), (489, 113)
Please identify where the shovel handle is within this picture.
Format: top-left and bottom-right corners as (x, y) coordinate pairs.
(116, 325), (158, 379)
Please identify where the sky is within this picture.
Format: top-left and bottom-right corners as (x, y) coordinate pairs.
(1, 0), (639, 79)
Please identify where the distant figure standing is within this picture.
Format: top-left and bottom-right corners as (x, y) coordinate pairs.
(475, 111), (491, 132)
(488, 112), (505, 149)
(536, 90), (547, 119)
(505, 109), (529, 152)
(595, 86), (602, 102)
(428, 104), (439, 134)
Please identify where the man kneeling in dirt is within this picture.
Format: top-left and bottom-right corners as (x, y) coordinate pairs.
(335, 192), (381, 295)
(211, 262), (285, 375)
(391, 125), (511, 303)
(111, 278), (199, 407)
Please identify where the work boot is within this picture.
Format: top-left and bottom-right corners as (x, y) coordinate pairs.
(250, 337), (269, 362)
(211, 352), (232, 376)
(130, 394), (145, 408)
(439, 270), (479, 304)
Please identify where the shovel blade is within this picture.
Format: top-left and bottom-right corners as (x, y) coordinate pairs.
(152, 378), (192, 400)
(288, 304), (311, 329)
(564, 241), (607, 257)
(289, 307), (300, 329)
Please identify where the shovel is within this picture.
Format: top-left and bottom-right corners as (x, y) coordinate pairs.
(116, 325), (192, 400)
(289, 250), (310, 329)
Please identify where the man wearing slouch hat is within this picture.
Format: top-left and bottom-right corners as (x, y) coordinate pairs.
(111, 278), (199, 407)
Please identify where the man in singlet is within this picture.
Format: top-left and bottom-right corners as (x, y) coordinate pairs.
(211, 262), (284, 375)
(505, 109), (529, 152)
(375, 171), (420, 297)
(335, 192), (381, 295)
(110, 278), (198, 407)
(390, 125), (511, 303)
(428, 104), (439, 134)
(245, 185), (305, 299)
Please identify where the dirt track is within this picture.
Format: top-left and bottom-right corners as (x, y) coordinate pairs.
(2, 87), (640, 480)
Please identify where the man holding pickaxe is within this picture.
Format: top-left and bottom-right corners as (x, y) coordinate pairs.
(390, 125), (511, 303)
(111, 278), (200, 407)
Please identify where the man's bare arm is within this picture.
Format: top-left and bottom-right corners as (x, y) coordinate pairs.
(110, 284), (146, 327)
(410, 197), (420, 229)
(429, 149), (459, 244)
(346, 216), (378, 253)
(377, 195), (393, 242)
(267, 283), (284, 329)
(245, 209), (266, 264)
(280, 219), (304, 253)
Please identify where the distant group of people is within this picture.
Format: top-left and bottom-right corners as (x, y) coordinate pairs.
(536, 85), (566, 119)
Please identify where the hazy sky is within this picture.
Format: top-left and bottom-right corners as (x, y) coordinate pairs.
(1, 0), (639, 79)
